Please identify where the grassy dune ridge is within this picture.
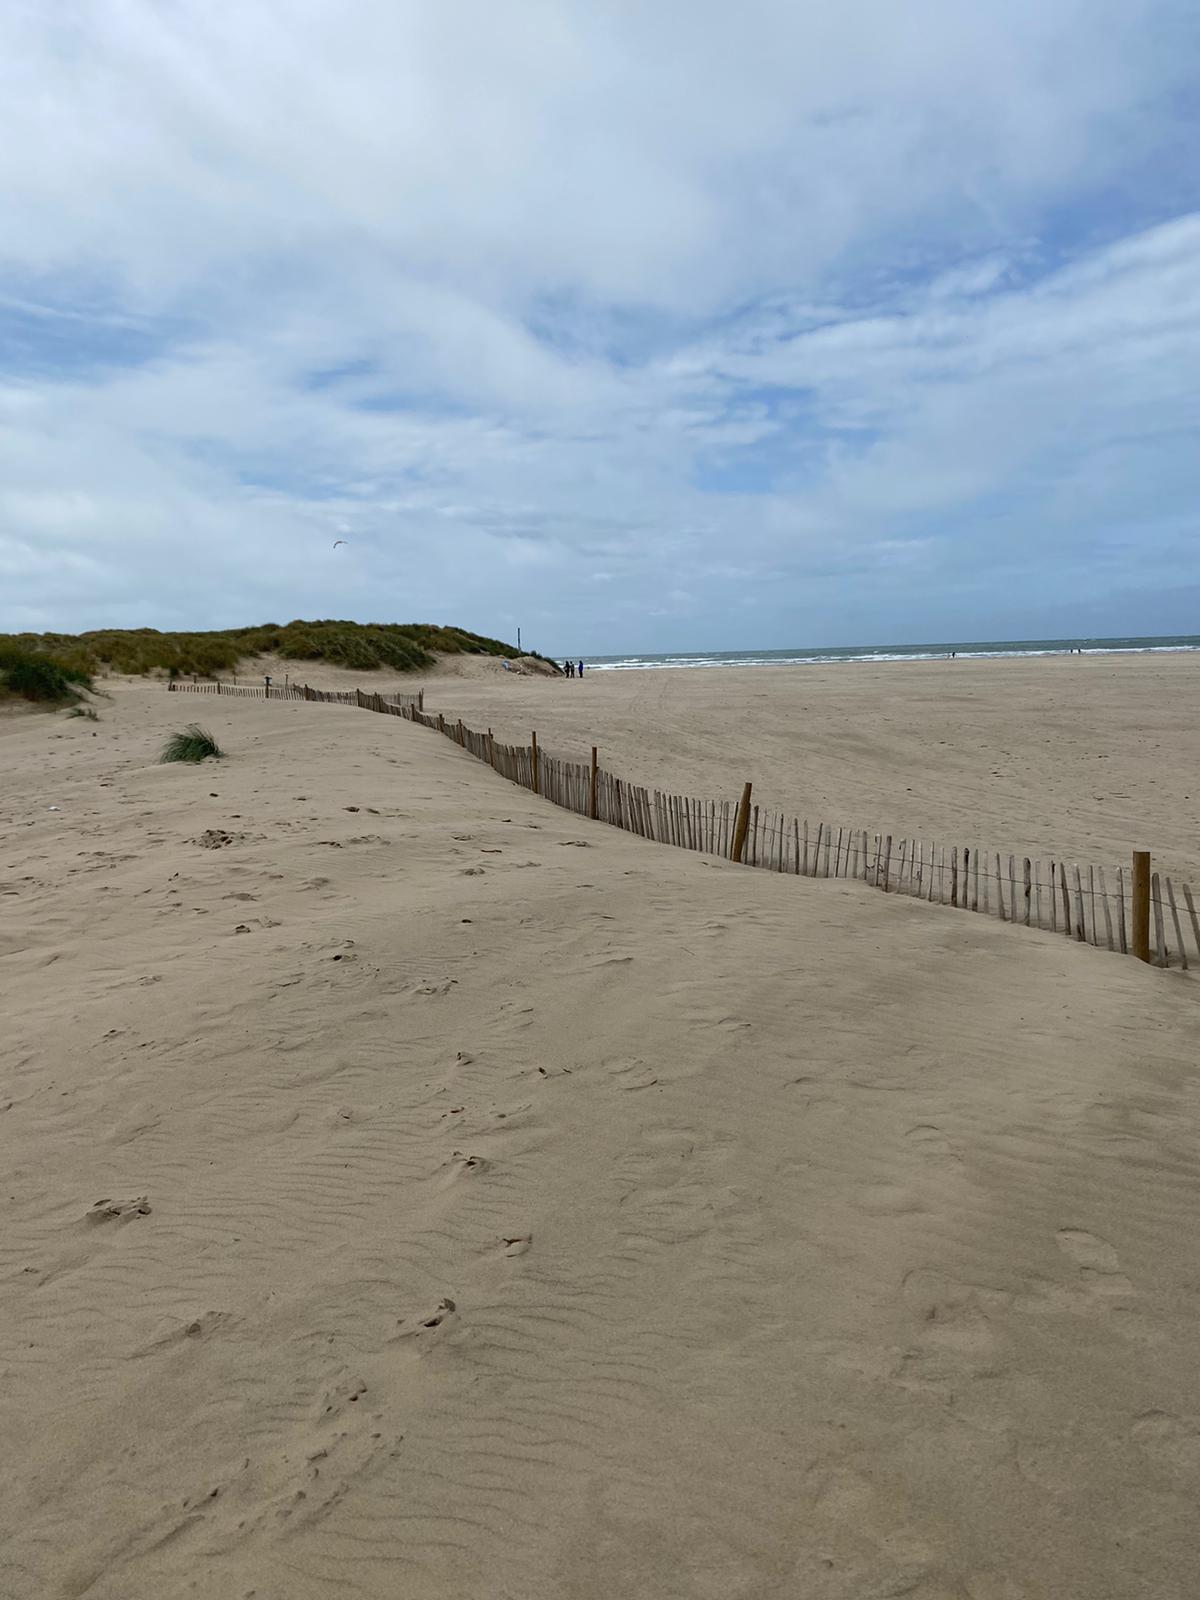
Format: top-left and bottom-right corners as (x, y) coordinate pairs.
(0, 642), (94, 704)
(0, 619), (522, 682)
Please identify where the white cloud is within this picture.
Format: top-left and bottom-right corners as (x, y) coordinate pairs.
(0, 1), (1198, 647)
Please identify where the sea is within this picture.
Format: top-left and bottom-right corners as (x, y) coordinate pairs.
(582, 635), (1200, 671)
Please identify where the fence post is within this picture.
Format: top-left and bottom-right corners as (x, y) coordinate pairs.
(216, 681), (222, 694)
(419, 689), (424, 711)
(531, 732), (539, 795)
(1132, 850), (1151, 963)
(590, 747), (598, 820)
(731, 782), (752, 863)
(488, 728), (495, 767)
(437, 713), (445, 734)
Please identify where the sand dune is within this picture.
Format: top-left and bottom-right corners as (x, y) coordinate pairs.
(436, 651), (1200, 882)
(2, 680), (1199, 1598)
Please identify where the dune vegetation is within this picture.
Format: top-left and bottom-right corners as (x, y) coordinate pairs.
(0, 620), (522, 680)
(160, 725), (224, 763)
(0, 643), (94, 705)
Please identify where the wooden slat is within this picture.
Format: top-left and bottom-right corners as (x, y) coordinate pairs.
(1117, 865), (1129, 955)
(1097, 866), (1115, 952)
(1165, 878), (1188, 971)
(1182, 881), (1200, 962)
(1023, 858), (1032, 927)
(1152, 872), (1168, 966)
(1072, 864), (1087, 941)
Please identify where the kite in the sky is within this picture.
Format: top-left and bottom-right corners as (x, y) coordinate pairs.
(333, 539), (347, 548)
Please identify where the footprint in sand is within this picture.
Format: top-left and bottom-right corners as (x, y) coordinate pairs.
(905, 1124), (963, 1167)
(1055, 1228), (1134, 1294)
(86, 1194), (151, 1224)
(317, 1374), (368, 1417)
(394, 1297), (457, 1340)
(442, 1150), (487, 1182)
(901, 1269), (1005, 1376)
(132, 1310), (234, 1357)
(606, 1059), (659, 1091)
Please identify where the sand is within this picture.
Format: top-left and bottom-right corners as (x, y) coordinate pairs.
(436, 651), (1200, 882)
(3, 672), (1199, 1599)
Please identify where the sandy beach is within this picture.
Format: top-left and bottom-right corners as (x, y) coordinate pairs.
(432, 651), (1200, 883)
(3, 670), (1200, 1599)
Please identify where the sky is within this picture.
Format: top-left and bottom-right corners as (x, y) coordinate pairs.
(2, 0), (1199, 655)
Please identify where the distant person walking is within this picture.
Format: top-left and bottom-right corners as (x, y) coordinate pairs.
(578, 660), (584, 677)
(563, 660), (573, 678)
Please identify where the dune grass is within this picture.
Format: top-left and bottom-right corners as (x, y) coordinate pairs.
(0, 644), (94, 705)
(160, 725), (224, 764)
(0, 620), (524, 680)
(66, 706), (100, 720)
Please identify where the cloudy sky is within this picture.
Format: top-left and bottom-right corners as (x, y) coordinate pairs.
(2, 1), (1198, 653)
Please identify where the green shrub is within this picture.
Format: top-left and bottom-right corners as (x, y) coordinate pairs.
(0, 644), (93, 703)
(160, 725), (224, 763)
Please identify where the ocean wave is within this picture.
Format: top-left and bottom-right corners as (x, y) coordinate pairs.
(585, 640), (1200, 671)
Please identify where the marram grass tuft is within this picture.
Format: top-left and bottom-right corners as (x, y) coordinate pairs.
(160, 725), (224, 764)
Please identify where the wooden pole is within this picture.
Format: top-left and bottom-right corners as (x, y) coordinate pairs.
(731, 782), (752, 864)
(589, 747), (598, 819)
(1131, 850), (1151, 963)
(531, 732), (539, 795)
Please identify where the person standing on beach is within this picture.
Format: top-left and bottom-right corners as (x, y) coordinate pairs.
(578, 660), (584, 677)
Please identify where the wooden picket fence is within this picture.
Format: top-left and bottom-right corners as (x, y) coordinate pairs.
(167, 680), (424, 710)
(165, 682), (1196, 972)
